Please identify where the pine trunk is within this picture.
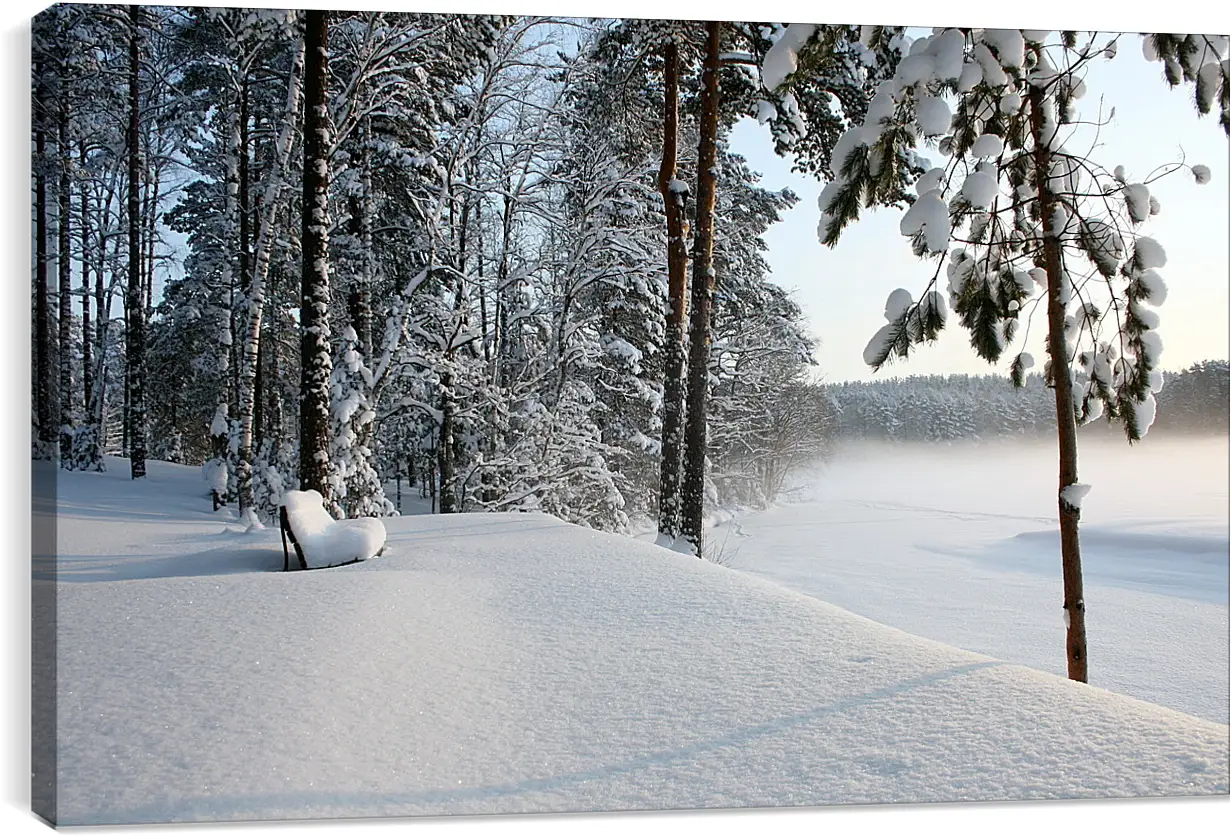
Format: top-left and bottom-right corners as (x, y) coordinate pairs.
(126, 4), (146, 479)
(298, 8), (334, 498)
(34, 61), (53, 458)
(1029, 84), (1088, 683)
(657, 37), (689, 540)
(679, 21), (722, 558)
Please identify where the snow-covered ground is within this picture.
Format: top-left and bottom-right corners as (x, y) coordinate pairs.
(713, 435), (1230, 723)
(34, 454), (1229, 827)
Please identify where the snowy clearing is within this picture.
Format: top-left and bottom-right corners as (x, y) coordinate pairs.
(714, 436), (1229, 723)
(36, 456), (1229, 826)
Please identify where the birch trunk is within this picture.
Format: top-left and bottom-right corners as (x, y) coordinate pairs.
(234, 30), (307, 514)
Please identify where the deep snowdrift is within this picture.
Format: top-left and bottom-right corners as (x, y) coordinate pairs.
(38, 459), (1229, 826)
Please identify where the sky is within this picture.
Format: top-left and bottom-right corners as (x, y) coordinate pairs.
(730, 32), (1230, 384)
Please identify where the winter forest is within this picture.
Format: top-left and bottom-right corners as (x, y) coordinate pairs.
(25, 3), (1231, 828)
(32, 8), (1227, 655)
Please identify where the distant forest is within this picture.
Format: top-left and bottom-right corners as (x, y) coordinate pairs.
(823, 359), (1230, 444)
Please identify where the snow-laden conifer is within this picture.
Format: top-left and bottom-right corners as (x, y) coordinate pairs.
(774, 27), (1226, 684)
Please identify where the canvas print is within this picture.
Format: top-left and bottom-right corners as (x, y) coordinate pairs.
(29, 2), (1229, 828)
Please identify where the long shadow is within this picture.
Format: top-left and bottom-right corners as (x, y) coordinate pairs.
(36, 546), (286, 583)
(957, 528), (1230, 606)
(64, 661), (1002, 825)
(51, 498), (226, 525)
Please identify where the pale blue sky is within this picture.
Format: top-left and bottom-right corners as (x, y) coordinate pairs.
(731, 31), (1229, 383)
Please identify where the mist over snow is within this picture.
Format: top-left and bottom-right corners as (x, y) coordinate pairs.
(714, 435), (1229, 722)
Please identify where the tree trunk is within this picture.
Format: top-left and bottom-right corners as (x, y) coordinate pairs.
(437, 369), (457, 513)
(238, 77), (250, 414)
(58, 75), (74, 465)
(235, 32), (306, 514)
(298, 8), (334, 498)
(34, 60), (53, 458)
(126, 4), (146, 479)
(657, 36), (689, 540)
(79, 142), (92, 438)
(1029, 84), (1088, 683)
(679, 21), (722, 558)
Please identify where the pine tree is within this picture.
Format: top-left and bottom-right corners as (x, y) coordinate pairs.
(796, 28), (1226, 681)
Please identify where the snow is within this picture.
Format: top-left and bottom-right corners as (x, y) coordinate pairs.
(980, 29), (1025, 69)
(1124, 183), (1151, 223)
(1130, 392), (1159, 437)
(711, 437), (1229, 724)
(1197, 63), (1222, 113)
(883, 288), (913, 322)
(896, 53), (936, 88)
(862, 323), (896, 366)
(1137, 268), (1169, 305)
(1133, 237), (1168, 270)
(956, 61), (982, 92)
(39, 456), (1228, 826)
(915, 95), (951, 136)
(972, 43), (1008, 87)
(282, 489), (386, 567)
(209, 404), (229, 437)
(899, 190), (951, 252)
(915, 166), (946, 196)
(970, 133), (1004, 158)
(960, 171), (999, 208)
(1060, 482), (1092, 509)
(761, 23), (816, 91)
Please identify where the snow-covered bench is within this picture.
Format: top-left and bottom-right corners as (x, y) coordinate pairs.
(279, 489), (387, 571)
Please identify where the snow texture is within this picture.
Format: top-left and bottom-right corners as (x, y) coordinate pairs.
(1137, 269), (1169, 306)
(883, 288), (913, 322)
(899, 191), (951, 252)
(971, 133), (1004, 158)
(282, 489), (386, 567)
(761, 23), (816, 91)
(961, 171), (999, 208)
(862, 323), (896, 366)
(915, 95), (952, 136)
(1133, 237), (1168, 270)
(1060, 482), (1092, 509)
(36, 452), (1231, 826)
(1124, 183), (1151, 224)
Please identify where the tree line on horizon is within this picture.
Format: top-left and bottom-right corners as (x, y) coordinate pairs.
(822, 360), (1230, 443)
